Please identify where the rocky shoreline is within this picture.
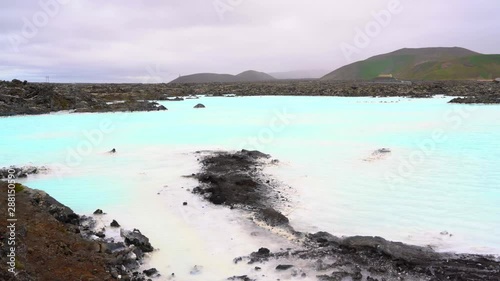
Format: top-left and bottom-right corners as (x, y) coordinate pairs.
(192, 150), (293, 229)
(1, 79), (499, 117)
(192, 150), (500, 281)
(0, 80), (166, 117)
(173, 80), (500, 103)
(448, 95), (500, 104)
(0, 166), (49, 179)
(0, 180), (158, 281)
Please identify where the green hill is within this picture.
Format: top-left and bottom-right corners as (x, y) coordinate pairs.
(322, 47), (500, 81)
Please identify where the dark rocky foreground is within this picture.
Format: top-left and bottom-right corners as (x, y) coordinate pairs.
(193, 150), (500, 281)
(1, 79), (499, 116)
(0, 181), (157, 281)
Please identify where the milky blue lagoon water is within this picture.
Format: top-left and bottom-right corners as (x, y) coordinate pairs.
(1, 96), (499, 279)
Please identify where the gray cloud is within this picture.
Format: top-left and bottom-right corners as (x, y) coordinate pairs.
(0, 0), (498, 82)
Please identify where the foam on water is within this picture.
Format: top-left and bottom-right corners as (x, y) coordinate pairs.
(16, 147), (299, 280)
(1, 96), (499, 279)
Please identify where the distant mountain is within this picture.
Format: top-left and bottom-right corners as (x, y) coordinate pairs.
(170, 70), (275, 83)
(169, 73), (237, 83)
(269, 69), (330, 80)
(235, 70), (276, 82)
(322, 47), (500, 81)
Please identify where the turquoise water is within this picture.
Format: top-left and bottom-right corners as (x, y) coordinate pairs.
(1, 96), (499, 278)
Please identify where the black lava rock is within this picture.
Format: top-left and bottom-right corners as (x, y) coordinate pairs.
(257, 248), (270, 256)
(143, 268), (158, 277)
(276, 264), (294, 271)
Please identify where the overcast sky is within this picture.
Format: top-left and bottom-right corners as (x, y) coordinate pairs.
(0, 0), (498, 83)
